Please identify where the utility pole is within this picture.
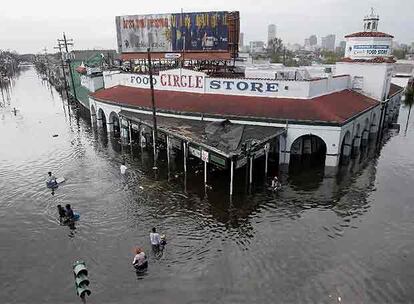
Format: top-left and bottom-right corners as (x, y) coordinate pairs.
(54, 42), (69, 98)
(58, 33), (77, 101)
(147, 48), (158, 169)
(43, 47), (50, 78)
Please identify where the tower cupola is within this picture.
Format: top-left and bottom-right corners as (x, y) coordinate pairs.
(363, 8), (380, 32)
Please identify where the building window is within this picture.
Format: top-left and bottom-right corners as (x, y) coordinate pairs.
(367, 22), (371, 30)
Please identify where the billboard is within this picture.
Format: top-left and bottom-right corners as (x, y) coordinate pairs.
(116, 11), (234, 53)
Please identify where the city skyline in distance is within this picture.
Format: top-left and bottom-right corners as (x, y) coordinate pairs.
(0, 0), (413, 53)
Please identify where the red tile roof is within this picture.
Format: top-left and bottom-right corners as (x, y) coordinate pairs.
(91, 86), (379, 125)
(339, 57), (396, 64)
(345, 31), (394, 38)
(388, 83), (404, 98)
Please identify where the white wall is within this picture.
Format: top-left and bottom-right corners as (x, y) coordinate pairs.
(338, 105), (381, 151)
(281, 124), (342, 167)
(81, 75), (104, 92)
(391, 77), (410, 89)
(92, 96), (383, 168)
(336, 62), (391, 100)
(103, 69), (350, 99)
(308, 76), (350, 98)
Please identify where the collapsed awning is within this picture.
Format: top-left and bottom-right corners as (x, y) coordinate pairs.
(118, 110), (286, 168)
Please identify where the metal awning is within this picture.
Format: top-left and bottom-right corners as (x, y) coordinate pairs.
(118, 110), (286, 160)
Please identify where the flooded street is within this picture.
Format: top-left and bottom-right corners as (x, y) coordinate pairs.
(1, 68), (414, 303)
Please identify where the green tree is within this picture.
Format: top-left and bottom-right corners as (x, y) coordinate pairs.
(320, 50), (341, 64)
(393, 48), (407, 60)
(267, 38), (284, 63)
(404, 85), (414, 135)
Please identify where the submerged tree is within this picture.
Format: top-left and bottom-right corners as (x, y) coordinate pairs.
(0, 50), (20, 77)
(403, 84), (414, 135)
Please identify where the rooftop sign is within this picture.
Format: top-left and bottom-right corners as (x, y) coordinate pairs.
(105, 68), (349, 98)
(115, 12), (235, 54)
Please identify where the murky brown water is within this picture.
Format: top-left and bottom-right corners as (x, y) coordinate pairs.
(1, 68), (413, 303)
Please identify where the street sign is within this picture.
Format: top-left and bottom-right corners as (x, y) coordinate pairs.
(254, 148), (265, 159)
(201, 150), (209, 163)
(189, 146), (201, 158)
(210, 154), (226, 168)
(164, 53), (182, 59)
(236, 156), (247, 169)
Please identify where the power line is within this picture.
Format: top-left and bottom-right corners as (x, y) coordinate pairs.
(57, 33), (77, 101)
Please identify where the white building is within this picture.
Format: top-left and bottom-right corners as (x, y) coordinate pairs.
(239, 32), (244, 50)
(268, 24), (277, 43)
(321, 34), (336, 51)
(249, 41), (265, 53)
(87, 10), (405, 182)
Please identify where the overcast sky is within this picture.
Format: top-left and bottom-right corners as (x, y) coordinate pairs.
(1, 0), (413, 53)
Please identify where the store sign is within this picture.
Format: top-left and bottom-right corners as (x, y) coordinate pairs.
(159, 69), (205, 92)
(351, 44), (390, 57)
(206, 78), (279, 96)
(210, 154), (226, 168)
(129, 74), (157, 88)
(115, 70), (285, 97)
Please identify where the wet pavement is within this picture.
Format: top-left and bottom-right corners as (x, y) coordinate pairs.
(1, 68), (414, 303)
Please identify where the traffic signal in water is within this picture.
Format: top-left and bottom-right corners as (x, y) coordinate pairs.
(73, 260), (91, 299)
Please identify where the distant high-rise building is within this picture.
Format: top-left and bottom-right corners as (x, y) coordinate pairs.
(337, 40), (346, 55)
(309, 35), (317, 46)
(268, 24), (277, 43)
(239, 32), (244, 49)
(321, 34), (336, 51)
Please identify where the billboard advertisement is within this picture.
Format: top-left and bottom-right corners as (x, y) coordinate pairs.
(116, 11), (232, 53)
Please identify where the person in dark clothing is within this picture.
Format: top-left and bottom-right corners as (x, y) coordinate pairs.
(65, 204), (74, 220)
(57, 205), (66, 218)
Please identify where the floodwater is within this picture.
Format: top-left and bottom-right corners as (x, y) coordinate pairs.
(1, 68), (413, 304)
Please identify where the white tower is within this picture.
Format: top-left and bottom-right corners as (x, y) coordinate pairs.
(336, 9), (395, 101)
(344, 10), (393, 60)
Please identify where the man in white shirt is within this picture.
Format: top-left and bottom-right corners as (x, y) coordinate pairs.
(120, 161), (127, 174)
(47, 171), (57, 187)
(150, 227), (161, 251)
